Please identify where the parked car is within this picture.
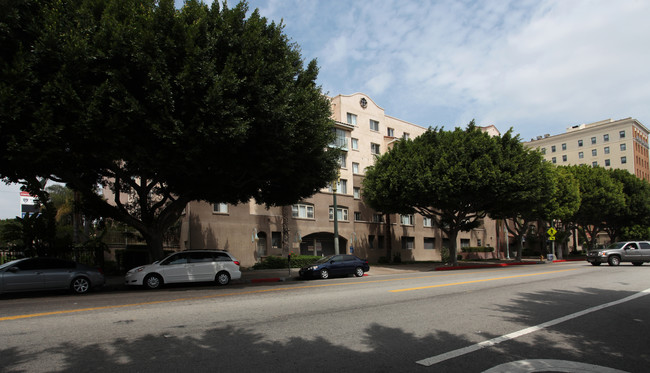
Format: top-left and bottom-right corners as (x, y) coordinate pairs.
(299, 254), (370, 279)
(0, 257), (105, 295)
(125, 250), (242, 289)
(586, 241), (650, 266)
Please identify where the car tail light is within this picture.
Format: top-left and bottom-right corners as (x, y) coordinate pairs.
(233, 261), (240, 266)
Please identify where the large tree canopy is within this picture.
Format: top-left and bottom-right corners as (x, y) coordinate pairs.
(364, 122), (512, 266)
(0, 0), (339, 259)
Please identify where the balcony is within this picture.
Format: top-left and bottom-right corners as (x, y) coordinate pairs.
(330, 136), (349, 151)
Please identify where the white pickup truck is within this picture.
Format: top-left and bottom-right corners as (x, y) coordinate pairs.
(586, 241), (650, 266)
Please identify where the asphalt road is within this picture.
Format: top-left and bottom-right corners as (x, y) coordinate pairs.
(1, 261), (649, 372)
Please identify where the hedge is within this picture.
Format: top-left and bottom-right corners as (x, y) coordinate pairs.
(460, 246), (494, 253)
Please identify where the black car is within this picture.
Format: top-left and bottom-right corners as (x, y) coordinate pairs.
(299, 254), (370, 279)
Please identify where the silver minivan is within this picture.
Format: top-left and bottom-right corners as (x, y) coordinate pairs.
(125, 250), (242, 289)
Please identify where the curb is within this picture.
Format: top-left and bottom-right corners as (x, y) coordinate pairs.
(434, 261), (539, 271)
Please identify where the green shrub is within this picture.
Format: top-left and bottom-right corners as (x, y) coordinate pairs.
(460, 246), (494, 253)
(252, 255), (321, 269)
(441, 247), (450, 263)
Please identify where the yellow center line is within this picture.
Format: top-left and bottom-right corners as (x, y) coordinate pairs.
(0, 267), (573, 322)
(390, 268), (578, 292)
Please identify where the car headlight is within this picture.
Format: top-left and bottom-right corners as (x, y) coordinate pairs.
(127, 266), (145, 274)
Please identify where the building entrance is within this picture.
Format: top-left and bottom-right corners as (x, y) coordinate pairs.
(299, 232), (348, 257)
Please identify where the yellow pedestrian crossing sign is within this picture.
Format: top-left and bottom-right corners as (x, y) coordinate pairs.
(547, 227), (557, 240)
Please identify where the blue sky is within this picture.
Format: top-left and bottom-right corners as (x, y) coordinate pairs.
(2, 0), (650, 218)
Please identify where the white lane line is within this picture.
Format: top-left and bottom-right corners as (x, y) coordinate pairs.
(416, 287), (650, 367)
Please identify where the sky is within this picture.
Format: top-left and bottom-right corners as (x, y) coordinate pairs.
(2, 0), (650, 219)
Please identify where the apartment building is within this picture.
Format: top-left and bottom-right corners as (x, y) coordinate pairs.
(524, 118), (650, 181)
(179, 93), (499, 267)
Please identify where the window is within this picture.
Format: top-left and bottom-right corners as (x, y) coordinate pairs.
(591, 136), (597, 144)
(605, 159), (611, 167)
(622, 156), (627, 164)
(403, 133), (410, 140)
(371, 143), (381, 155)
(353, 187), (360, 199)
(370, 119), (379, 131)
(423, 217), (432, 227)
(461, 239), (470, 248)
(329, 206), (349, 221)
(561, 143), (567, 151)
(578, 151), (584, 159)
(592, 161), (598, 167)
(272, 232), (282, 248)
(346, 113), (357, 125)
(620, 130), (626, 138)
(339, 153), (346, 168)
(372, 214), (384, 223)
(401, 214), (414, 225)
(329, 179), (347, 194)
(387, 127), (394, 137)
(604, 146), (610, 154)
(541, 148), (546, 155)
(368, 235), (375, 249)
(213, 203), (228, 213)
(552, 157), (556, 164)
(551, 145), (556, 153)
(604, 134), (609, 142)
(424, 237), (435, 250)
(562, 155), (567, 162)
(354, 211), (362, 221)
(621, 143), (626, 151)
(352, 162), (360, 174)
(377, 235), (385, 249)
(592, 149), (597, 156)
(292, 204), (314, 219)
(578, 140), (583, 147)
(351, 138), (359, 150)
(402, 236), (415, 250)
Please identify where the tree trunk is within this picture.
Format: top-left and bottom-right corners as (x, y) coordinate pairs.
(385, 213), (392, 263)
(282, 205), (290, 255)
(449, 229), (459, 266)
(143, 230), (165, 262)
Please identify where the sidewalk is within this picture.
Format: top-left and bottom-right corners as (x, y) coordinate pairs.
(104, 258), (583, 291)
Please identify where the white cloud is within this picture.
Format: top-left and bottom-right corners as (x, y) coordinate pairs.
(248, 0), (650, 138)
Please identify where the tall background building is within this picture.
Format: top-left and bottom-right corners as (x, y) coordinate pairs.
(524, 118), (650, 181)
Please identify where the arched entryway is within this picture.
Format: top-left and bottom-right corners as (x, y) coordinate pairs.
(299, 232), (348, 257)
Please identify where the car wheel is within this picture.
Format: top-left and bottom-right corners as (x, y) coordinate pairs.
(632, 262), (643, 266)
(216, 271), (230, 285)
(354, 267), (364, 277)
(320, 269), (329, 279)
(608, 256), (621, 266)
(144, 274), (163, 289)
(71, 277), (90, 294)
(590, 262), (601, 266)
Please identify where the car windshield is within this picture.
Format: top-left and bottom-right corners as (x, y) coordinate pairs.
(0, 259), (22, 270)
(314, 255), (335, 264)
(605, 242), (627, 250)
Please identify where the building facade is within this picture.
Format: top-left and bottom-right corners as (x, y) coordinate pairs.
(524, 118), (650, 181)
(179, 93), (500, 267)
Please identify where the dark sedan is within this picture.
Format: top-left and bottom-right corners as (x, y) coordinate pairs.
(0, 257), (105, 295)
(299, 254), (370, 279)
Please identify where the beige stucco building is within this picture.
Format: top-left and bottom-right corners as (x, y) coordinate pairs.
(179, 93), (501, 267)
(524, 118), (650, 181)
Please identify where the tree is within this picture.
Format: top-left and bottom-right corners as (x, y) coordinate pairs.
(604, 169), (650, 242)
(565, 165), (625, 250)
(364, 122), (508, 266)
(0, 0), (339, 260)
(544, 166), (581, 258)
(488, 132), (555, 261)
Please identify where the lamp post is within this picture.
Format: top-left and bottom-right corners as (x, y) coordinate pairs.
(332, 173), (340, 255)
